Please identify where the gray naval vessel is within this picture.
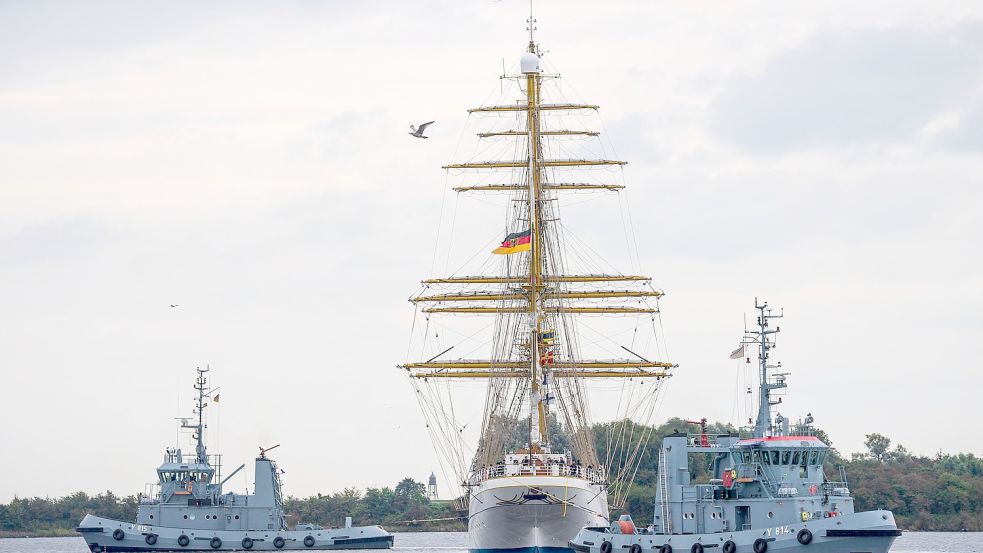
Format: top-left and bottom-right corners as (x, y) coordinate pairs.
(570, 300), (900, 553)
(77, 368), (394, 552)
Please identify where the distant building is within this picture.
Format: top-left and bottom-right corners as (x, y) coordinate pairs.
(427, 472), (438, 499)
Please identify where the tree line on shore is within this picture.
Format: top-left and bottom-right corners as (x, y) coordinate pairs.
(2, 420), (979, 536)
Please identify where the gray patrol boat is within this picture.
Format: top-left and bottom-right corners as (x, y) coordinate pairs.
(569, 300), (900, 553)
(77, 368), (394, 552)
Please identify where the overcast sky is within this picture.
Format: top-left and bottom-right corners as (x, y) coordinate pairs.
(1, 0), (982, 503)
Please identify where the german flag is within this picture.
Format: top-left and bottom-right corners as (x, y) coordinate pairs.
(493, 229), (531, 255)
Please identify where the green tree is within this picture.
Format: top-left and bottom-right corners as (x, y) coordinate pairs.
(864, 433), (891, 461)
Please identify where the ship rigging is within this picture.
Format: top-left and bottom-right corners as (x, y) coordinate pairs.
(400, 14), (675, 539)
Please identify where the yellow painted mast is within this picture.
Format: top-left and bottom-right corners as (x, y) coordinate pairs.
(524, 31), (547, 449)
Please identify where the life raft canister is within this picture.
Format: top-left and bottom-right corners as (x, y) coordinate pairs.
(613, 520), (636, 534)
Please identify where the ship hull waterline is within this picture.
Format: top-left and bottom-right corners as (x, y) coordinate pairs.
(468, 475), (609, 553)
(78, 514), (394, 552)
(570, 510), (899, 553)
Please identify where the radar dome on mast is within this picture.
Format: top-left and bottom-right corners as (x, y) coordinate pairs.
(520, 52), (541, 74)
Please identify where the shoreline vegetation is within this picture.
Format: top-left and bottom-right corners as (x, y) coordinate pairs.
(2, 420), (980, 537)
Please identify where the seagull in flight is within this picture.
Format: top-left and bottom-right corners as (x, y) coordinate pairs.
(409, 121), (434, 139)
(169, 304), (179, 308)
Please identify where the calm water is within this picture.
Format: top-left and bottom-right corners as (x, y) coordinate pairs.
(0, 532), (980, 553)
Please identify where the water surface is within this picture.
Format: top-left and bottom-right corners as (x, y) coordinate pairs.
(0, 531), (979, 553)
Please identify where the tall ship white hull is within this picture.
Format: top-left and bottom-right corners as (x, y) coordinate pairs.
(469, 475), (608, 553)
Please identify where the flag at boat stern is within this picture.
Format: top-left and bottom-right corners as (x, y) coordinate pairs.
(493, 229), (532, 254)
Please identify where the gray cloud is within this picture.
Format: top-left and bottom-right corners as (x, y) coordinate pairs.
(711, 25), (983, 153)
(936, 101), (983, 151)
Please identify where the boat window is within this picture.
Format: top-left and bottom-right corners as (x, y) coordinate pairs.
(771, 450), (780, 465)
(781, 450), (791, 465)
(791, 451), (800, 465)
(762, 451), (770, 465)
(743, 451), (752, 464)
(752, 450), (761, 463)
(810, 451), (819, 465)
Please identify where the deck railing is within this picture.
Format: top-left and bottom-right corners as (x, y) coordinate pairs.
(472, 463), (606, 484)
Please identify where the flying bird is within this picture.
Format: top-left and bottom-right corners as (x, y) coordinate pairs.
(169, 304), (179, 308)
(409, 121), (434, 139)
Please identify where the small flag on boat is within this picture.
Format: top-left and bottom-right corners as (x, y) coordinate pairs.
(540, 350), (555, 365)
(540, 330), (555, 344)
(493, 229), (531, 255)
(213, 394), (220, 403)
(729, 345), (745, 359)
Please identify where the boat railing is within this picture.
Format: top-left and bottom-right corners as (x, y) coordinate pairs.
(694, 484), (717, 501)
(684, 433), (731, 448)
(821, 481), (851, 497)
(162, 452), (222, 469)
(473, 463), (606, 483)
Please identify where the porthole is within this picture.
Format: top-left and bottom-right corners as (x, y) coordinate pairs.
(235, 515), (240, 520)
(768, 512), (774, 518)
(149, 515), (154, 519)
(183, 515), (188, 520)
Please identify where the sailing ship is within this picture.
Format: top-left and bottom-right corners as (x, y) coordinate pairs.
(569, 300), (901, 553)
(78, 368), (394, 552)
(401, 15), (674, 553)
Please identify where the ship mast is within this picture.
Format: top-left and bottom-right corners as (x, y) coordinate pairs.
(742, 299), (785, 438)
(181, 367), (210, 464)
(525, 13), (545, 449)
(401, 12), (676, 476)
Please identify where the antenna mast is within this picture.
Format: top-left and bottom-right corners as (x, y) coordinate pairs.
(741, 299), (785, 437)
(182, 366), (211, 463)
